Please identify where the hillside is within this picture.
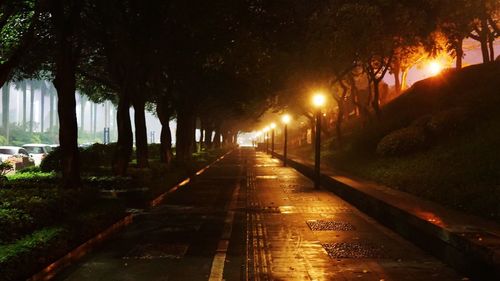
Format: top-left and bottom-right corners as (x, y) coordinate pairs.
(318, 62), (500, 222)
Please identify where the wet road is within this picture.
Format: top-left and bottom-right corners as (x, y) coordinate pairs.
(55, 148), (463, 281)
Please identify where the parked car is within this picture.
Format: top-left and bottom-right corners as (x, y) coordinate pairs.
(0, 146), (35, 171)
(22, 144), (53, 166)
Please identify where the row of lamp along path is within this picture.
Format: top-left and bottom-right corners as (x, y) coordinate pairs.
(255, 91), (327, 188)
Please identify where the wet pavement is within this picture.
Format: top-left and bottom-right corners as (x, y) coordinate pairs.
(55, 148), (464, 281)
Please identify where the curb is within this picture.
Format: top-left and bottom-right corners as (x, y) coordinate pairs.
(29, 150), (232, 281)
(270, 150), (500, 281)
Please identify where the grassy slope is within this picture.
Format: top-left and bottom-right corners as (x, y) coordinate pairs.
(320, 62), (500, 222)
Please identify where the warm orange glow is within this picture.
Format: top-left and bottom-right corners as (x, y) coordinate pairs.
(312, 92), (326, 107)
(270, 123), (276, 129)
(282, 114), (291, 124)
(263, 126), (270, 132)
(427, 60), (443, 76)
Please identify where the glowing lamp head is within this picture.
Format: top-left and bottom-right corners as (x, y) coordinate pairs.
(427, 61), (443, 76)
(312, 92), (326, 108)
(282, 114), (291, 124)
(270, 123), (276, 129)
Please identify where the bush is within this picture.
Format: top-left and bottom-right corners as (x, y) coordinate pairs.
(80, 143), (116, 169)
(148, 143), (161, 159)
(0, 227), (67, 281)
(0, 162), (13, 177)
(0, 208), (34, 243)
(41, 143), (116, 172)
(15, 166), (41, 174)
(84, 176), (133, 190)
(39, 147), (62, 172)
(376, 126), (430, 156)
(7, 171), (57, 182)
(427, 107), (472, 137)
(0, 188), (98, 243)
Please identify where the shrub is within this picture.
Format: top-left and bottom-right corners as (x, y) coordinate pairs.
(7, 171), (57, 182)
(0, 208), (34, 243)
(80, 143), (116, 169)
(148, 143), (161, 159)
(84, 176), (133, 190)
(376, 126), (431, 156)
(0, 227), (67, 281)
(0, 162), (13, 177)
(41, 143), (116, 172)
(39, 147), (62, 172)
(15, 166), (42, 174)
(427, 107), (472, 137)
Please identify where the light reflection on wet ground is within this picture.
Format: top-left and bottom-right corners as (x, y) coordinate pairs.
(248, 150), (463, 281)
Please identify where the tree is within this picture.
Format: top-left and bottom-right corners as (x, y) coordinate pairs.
(1, 82), (10, 142)
(50, 0), (83, 188)
(0, 0), (39, 88)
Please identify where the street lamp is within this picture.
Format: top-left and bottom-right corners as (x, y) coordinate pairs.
(312, 92), (326, 188)
(263, 126), (270, 153)
(270, 122), (276, 157)
(281, 114), (291, 167)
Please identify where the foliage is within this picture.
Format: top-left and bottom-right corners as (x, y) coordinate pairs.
(40, 143), (116, 173)
(0, 162), (13, 177)
(39, 146), (61, 172)
(0, 208), (34, 243)
(3, 124), (58, 146)
(376, 126), (430, 156)
(0, 227), (67, 281)
(426, 107), (472, 137)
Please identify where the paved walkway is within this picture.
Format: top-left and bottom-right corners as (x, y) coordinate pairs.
(55, 148), (463, 281)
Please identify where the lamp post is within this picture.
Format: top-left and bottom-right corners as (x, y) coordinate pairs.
(282, 114), (291, 167)
(270, 123), (276, 157)
(312, 92), (326, 188)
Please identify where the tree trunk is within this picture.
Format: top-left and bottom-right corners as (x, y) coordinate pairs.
(22, 81), (27, 130)
(193, 117), (199, 153)
(51, 0), (82, 189)
(372, 80), (381, 118)
(49, 84), (54, 131)
(479, 5), (490, 63)
(335, 81), (349, 147)
(401, 69), (409, 91)
(199, 119), (206, 151)
(157, 100), (173, 166)
(113, 94), (133, 175)
(456, 38), (464, 69)
(175, 101), (195, 162)
(93, 103), (97, 138)
(393, 68), (401, 95)
(2, 83), (10, 142)
(213, 127), (221, 149)
(80, 95), (86, 132)
(487, 32), (494, 61)
(133, 98), (149, 168)
(30, 81), (35, 133)
(40, 82), (46, 132)
(204, 126), (213, 149)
